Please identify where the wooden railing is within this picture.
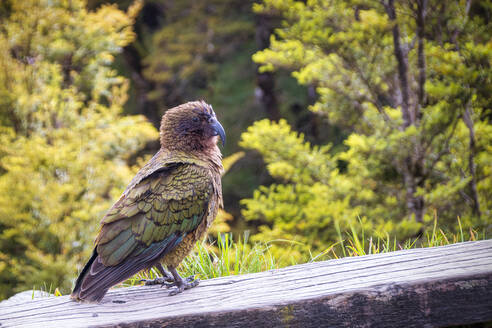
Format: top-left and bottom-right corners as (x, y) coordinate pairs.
(1, 240), (491, 327)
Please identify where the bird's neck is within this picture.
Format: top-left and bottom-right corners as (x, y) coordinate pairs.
(203, 145), (224, 176)
(159, 146), (223, 176)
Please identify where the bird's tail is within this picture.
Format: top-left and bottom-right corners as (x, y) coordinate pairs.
(70, 247), (102, 302)
(71, 248), (139, 302)
(71, 234), (184, 303)
(71, 247), (146, 303)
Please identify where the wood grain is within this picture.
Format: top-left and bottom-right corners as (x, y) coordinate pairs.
(1, 240), (491, 328)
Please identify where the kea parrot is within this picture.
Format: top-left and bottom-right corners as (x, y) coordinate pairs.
(71, 101), (225, 302)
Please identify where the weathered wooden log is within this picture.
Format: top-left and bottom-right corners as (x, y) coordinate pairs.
(1, 240), (491, 328)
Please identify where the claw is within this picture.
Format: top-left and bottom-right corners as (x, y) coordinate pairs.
(167, 276), (200, 296)
(185, 278), (200, 289)
(168, 285), (184, 296)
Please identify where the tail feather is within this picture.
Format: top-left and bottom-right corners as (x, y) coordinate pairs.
(73, 256), (145, 303)
(71, 233), (184, 303)
(71, 248), (98, 301)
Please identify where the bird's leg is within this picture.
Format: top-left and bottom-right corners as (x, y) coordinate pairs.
(165, 267), (199, 296)
(140, 263), (175, 286)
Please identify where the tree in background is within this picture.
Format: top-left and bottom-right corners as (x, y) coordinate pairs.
(241, 0), (491, 258)
(0, 0), (158, 298)
(141, 0), (255, 111)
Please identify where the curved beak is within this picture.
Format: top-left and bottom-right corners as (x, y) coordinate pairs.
(210, 118), (226, 147)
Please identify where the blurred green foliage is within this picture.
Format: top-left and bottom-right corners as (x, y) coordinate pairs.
(0, 0), (158, 299)
(142, 0), (255, 106)
(241, 0), (492, 260)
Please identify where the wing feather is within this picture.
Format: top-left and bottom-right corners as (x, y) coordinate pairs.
(96, 163), (212, 267)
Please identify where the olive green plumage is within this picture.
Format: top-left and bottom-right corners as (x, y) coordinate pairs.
(71, 101), (224, 303)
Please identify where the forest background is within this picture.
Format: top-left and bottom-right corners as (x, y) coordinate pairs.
(0, 0), (490, 300)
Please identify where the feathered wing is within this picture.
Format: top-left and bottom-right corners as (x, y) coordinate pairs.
(71, 162), (213, 302)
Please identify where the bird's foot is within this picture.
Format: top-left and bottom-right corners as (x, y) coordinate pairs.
(140, 276), (175, 286)
(140, 264), (175, 286)
(164, 275), (200, 296)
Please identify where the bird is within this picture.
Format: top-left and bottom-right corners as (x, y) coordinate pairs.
(71, 100), (225, 303)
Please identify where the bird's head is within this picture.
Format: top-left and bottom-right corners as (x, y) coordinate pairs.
(159, 100), (226, 152)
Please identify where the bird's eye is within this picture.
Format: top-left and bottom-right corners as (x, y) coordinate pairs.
(192, 117), (199, 123)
